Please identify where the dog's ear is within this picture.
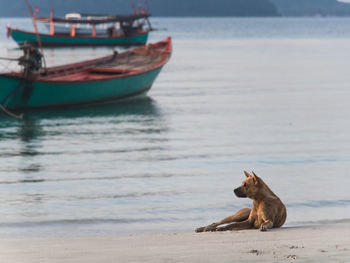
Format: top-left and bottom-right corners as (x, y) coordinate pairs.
(252, 171), (259, 184)
(244, 171), (252, 178)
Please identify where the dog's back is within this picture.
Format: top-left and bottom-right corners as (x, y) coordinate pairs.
(251, 175), (287, 229)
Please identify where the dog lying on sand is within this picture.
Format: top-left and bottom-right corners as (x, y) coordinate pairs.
(196, 171), (287, 232)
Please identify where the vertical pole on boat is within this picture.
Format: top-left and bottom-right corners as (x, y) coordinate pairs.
(24, 0), (47, 71)
(50, 6), (55, 35)
(70, 24), (76, 37)
(92, 24), (96, 37)
(25, 0), (38, 33)
(116, 22), (122, 36)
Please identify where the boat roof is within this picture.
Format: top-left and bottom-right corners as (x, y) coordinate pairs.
(36, 13), (151, 24)
(65, 13), (82, 19)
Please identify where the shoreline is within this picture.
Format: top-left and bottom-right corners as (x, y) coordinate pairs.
(0, 222), (349, 262)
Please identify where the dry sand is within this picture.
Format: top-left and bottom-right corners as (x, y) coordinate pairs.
(0, 222), (349, 263)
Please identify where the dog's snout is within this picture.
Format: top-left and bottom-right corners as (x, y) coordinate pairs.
(234, 187), (247, 198)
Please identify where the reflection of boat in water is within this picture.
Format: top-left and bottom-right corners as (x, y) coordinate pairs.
(0, 96), (162, 145)
(8, 11), (152, 47)
(0, 96), (163, 180)
(0, 37), (171, 112)
(11, 96), (162, 120)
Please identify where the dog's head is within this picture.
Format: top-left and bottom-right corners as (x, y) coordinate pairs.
(234, 171), (261, 199)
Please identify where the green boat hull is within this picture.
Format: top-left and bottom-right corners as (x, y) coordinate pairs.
(10, 29), (149, 47)
(0, 67), (162, 109)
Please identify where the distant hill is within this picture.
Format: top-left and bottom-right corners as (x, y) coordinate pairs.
(0, 0), (280, 17)
(271, 0), (350, 16)
(147, 0), (280, 17)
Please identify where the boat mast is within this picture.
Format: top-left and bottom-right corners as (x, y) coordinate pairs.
(25, 0), (47, 72)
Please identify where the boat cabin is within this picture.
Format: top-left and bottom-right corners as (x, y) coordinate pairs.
(36, 12), (152, 38)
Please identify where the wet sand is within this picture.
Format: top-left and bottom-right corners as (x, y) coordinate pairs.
(0, 222), (349, 262)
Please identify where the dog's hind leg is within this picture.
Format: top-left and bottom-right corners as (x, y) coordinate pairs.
(214, 208), (251, 226)
(216, 219), (253, 231)
(195, 208), (251, 232)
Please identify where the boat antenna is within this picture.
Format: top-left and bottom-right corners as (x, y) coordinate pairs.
(24, 0), (47, 72)
(130, 1), (136, 13)
(145, 0), (149, 13)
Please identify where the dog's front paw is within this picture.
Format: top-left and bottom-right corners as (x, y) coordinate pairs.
(195, 225), (217, 232)
(259, 225), (267, 232)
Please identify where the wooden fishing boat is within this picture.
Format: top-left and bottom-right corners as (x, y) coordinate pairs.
(7, 13), (152, 47)
(0, 37), (171, 111)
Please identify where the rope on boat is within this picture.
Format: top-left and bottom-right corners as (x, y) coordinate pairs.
(0, 57), (19, 61)
(0, 70), (28, 120)
(0, 104), (23, 119)
(0, 76), (25, 120)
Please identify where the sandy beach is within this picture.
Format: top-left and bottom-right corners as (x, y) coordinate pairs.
(0, 222), (349, 263)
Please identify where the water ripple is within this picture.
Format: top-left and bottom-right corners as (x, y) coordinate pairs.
(0, 173), (176, 185)
(288, 200), (350, 208)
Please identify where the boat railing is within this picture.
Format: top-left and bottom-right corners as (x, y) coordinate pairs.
(87, 67), (140, 75)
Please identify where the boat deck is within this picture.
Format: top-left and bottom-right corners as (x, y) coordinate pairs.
(102, 50), (164, 70)
(42, 49), (164, 82)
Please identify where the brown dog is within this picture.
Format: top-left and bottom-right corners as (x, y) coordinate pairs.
(195, 171), (287, 232)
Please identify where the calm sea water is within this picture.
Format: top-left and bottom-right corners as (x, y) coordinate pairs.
(1, 17), (350, 237)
